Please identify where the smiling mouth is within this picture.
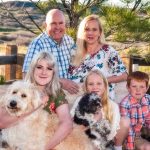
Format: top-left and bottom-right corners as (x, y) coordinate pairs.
(39, 76), (48, 79)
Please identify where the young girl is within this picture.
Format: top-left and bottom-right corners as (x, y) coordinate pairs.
(71, 69), (130, 150)
(0, 52), (73, 150)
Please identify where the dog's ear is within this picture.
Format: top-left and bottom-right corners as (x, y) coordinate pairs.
(78, 93), (90, 115)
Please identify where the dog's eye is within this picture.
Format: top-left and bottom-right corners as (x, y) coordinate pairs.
(12, 91), (17, 94)
(21, 94), (27, 98)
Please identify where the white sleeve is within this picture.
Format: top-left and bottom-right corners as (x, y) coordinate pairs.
(108, 100), (121, 140)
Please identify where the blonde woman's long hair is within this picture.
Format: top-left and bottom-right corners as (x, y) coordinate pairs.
(83, 69), (113, 123)
(73, 14), (105, 66)
(25, 51), (60, 97)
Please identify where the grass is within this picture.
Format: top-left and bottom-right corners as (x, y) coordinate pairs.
(0, 27), (17, 32)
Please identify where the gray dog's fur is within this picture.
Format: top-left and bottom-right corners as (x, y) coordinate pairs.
(73, 93), (114, 150)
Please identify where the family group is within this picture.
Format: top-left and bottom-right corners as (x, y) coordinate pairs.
(0, 9), (149, 150)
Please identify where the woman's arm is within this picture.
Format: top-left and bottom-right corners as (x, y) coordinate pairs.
(107, 72), (127, 84)
(0, 105), (42, 129)
(0, 107), (20, 129)
(45, 103), (73, 150)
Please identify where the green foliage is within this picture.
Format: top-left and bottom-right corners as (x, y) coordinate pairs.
(0, 75), (5, 85)
(101, 6), (150, 42)
(0, 27), (17, 32)
(127, 46), (150, 63)
(66, 27), (77, 41)
(127, 47), (142, 56)
(37, 0), (63, 13)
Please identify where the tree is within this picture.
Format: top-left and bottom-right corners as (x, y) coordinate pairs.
(0, 0), (107, 34)
(101, 5), (150, 42)
(38, 0), (107, 28)
(120, 0), (150, 12)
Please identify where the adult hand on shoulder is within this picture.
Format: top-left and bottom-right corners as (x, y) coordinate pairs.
(60, 79), (79, 94)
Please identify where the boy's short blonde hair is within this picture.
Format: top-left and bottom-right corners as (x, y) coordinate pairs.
(127, 71), (149, 88)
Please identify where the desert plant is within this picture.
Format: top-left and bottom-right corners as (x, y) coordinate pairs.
(127, 46), (150, 63)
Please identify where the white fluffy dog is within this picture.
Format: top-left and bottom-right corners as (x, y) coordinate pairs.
(0, 81), (94, 150)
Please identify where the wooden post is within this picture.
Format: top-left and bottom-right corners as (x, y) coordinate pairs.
(129, 56), (133, 75)
(5, 45), (17, 81)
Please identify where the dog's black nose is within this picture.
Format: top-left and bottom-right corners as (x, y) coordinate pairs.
(10, 100), (17, 108)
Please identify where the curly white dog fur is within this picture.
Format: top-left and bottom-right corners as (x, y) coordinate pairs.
(73, 93), (114, 150)
(0, 81), (94, 150)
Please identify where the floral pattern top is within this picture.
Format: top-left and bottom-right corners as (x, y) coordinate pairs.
(68, 44), (127, 101)
(44, 90), (68, 113)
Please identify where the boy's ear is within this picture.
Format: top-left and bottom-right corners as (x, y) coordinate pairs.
(126, 84), (130, 92)
(146, 86), (149, 93)
(126, 84), (129, 89)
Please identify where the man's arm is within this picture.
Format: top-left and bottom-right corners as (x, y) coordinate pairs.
(60, 78), (79, 94)
(22, 72), (26, 79)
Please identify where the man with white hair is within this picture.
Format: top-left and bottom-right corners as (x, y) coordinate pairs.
(22, 9), (78, 94)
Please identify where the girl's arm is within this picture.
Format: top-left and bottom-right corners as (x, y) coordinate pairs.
(0, 107), (20, 129)
(108, 101), (121, 140)
(45, 103), (73, 150)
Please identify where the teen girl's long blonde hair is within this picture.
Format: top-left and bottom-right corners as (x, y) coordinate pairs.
(83, 69), (113, 123)
(72, 14), (105, 66)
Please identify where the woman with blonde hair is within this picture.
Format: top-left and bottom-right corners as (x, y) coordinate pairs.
(69, 14), (128, 101)
(0, 51), (73, 150)
(71, 69), (130, 150)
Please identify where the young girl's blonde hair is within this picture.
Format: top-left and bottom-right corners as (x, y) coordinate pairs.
(73, 14), (105, 66)
(25, 51), (60, 97)
(83, 69), (113, 123)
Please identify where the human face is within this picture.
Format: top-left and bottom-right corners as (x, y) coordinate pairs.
(34, 59), (54, 89)
(46, 12), (66, 43)
(128, 79), (148, 101)
(86, 73), (105, 97)
(84, 20), (101, 45)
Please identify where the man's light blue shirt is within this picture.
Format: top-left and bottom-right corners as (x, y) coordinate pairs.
(22, 31), (75, 78)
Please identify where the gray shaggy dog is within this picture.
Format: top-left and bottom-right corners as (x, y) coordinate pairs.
(73, 93), (114, 150)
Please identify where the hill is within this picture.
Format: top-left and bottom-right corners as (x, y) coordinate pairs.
(0, 1), (45, 45)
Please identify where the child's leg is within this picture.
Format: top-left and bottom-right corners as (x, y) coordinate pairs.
(114, 117), (130, 149)
(135, 136), (150, 150)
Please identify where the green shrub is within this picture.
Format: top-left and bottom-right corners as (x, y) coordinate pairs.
(66, 27), (77, 41)
(0, 75), (5, 85)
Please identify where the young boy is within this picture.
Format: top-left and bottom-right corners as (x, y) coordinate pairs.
(120, 71), (150, 150)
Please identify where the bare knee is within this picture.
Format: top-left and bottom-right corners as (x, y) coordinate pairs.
(135, 138), (150, 150)
(136, 144), (150, 150)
